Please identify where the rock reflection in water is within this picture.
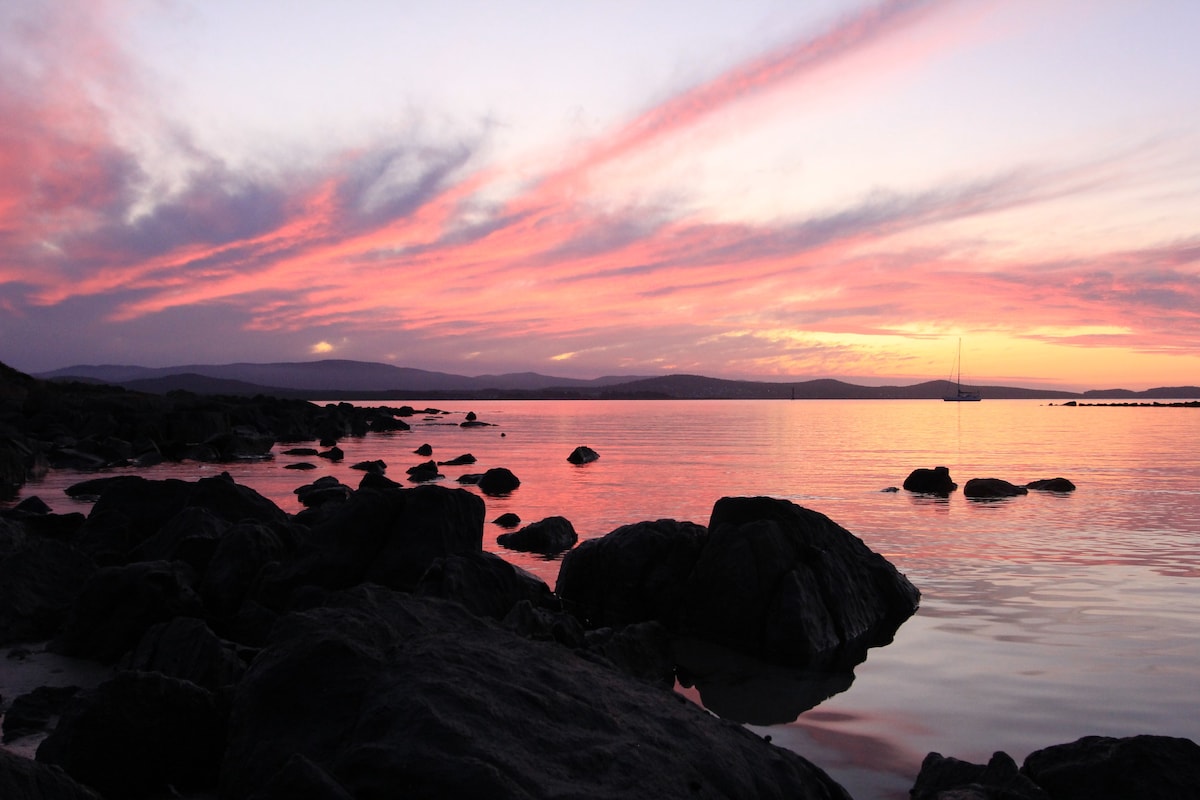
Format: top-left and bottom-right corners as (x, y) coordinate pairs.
(674, 637), (857, 725)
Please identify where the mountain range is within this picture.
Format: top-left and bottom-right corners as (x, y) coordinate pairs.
(33, 359), (1200, 401)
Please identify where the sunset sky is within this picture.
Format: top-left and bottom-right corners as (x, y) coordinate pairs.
(2, 0), (1198, 391)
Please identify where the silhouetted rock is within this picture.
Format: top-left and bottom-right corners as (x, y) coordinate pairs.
(3, 685), (82, 744)
(357, 471), (400, 491)
(219, 587), (851, 800)
(477, 466), (520, 495)
(567, 445), (600, 464)
(1026, 477), (1077, 492)
(0, 748), (101, 800)
(284, 461), (317, 470)
(317, 446), (344, 462)
(37, 671), (226, 800)
(0, 520), (97, 646)
(492, 512), (521, 528)
(49, 560), (204, 663)
(263, 484), (485, 598)
(405, 460), (442, 483)
(350, 459), (387, 473)
(437, 452), (476, 466)
(682, 496), (920, 667)
(497, 515), (578, 555)
(557, 519), (708, 629)
(964, 477), (1029, 499)
(414, 443), (433, 456)
(123, 616), (247, 690)
(1022, 735), (1200, 800)
(294, 475), (352, 508)
(903, 466), (958, 494)
(281, 447), (319, 456)
(911, 751), (1048, 800)
(414, 550), (560, 620)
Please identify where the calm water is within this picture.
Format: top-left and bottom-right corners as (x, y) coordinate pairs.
(9, 399), (1200, 798)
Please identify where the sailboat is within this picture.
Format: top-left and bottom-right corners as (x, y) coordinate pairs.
(943, 339), (982, 401)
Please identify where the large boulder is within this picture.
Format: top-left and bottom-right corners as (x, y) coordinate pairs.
(414, 550), (560, 620)
(1022, 735), (1200, 800)
(262, 484), (485, 602)
(681, 497), (920, 667)
(963, 477), (1029, 499)
(49, 560), (205, 663)
(0, 748), (101, 800)
(903, 466), (957, 494)
(911, 751), (1048, 800)
(123, 616), (247, 690)
(220, 587), (851, 800)
(37, 671), (226, 800)
(0, 520), (97, 646)
(477, 467), (520, 496)
(557, 519), (708, 629)
(496, 515), (578, 555)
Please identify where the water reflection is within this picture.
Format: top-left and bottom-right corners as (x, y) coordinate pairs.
(673, 637), (857, 725)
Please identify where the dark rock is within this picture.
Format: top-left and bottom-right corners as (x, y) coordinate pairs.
(903, 466), (958, 494)
(465, 411), (477, 421)
(405, 460), (443, 483)
(911, 750), (1049, 800)
(492, 512), (521, 528)
(201, 520), (293, 622)
(128, 505), (227, 572)
(247, 753), (355, 800)
(74, 474), (287, 564)
(37, 671), (226, 800)
(264, 484), (485, 598)
(557, 519), (708, 629)
(1022, 735), (1200, 800)
(13, 496), (51, 515)
(63, 475), (142, 500)
(477, 466), (520, 495)
(124, 616), (247, 690)
(281, 447), (319, 456)
(500, 598), (586, 647)
(456, 472), (483, 485)
(0, 520), (98, 646)
(414, 550), (560, 620)
(567, 445), (600, 464)
(284, 461), (317, 470)
(50, 560), (204, 663)
(3, 685), (82, 744)
(294, 476), (352, 508)
(317, 446), (344, 462)
(219, 587), (851, 800)
(1026, 477), (1076, 492)
(0, 748), (101, 800)
(414, 443), (433, 456)
(203, 426), (275, 459)
(357, 471), (400, 491)
(582, 621), (676, 688)
(438, 453), (476, 466)
(350, 459), (387, 473)
(497, 515), (578, 555)
(366, 413), (409, 432)
(964, 477), (1029, 499)
(681, 496), (920, 667)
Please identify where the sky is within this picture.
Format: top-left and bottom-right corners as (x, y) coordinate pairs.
(2, 0), (1198, 391)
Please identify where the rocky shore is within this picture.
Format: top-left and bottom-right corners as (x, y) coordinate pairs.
(2, 363), (1198, 799)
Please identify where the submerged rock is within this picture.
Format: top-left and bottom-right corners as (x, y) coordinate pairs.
(964, 477), (1029, 499)
(567, 445), (600, 464)
(477, 467), (520, 496)
(1026, 477), (1076, 492)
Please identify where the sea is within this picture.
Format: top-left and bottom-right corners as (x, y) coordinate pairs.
(6, 398), (1200, 799)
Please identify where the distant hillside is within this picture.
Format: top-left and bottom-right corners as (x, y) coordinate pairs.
(33, 359), (1200, 400)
